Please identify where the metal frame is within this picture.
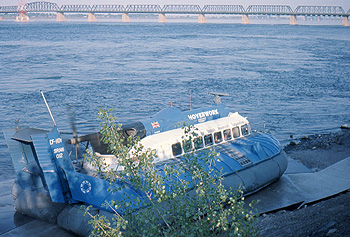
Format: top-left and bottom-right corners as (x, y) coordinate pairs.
(1, 3), (349, 17)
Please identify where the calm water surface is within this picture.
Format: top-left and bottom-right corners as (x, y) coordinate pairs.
(1, 21), (350, 180)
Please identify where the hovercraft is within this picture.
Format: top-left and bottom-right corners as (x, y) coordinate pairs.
(4, 92), (288, 235)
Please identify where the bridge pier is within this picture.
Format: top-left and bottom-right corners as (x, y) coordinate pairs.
(242, 14), (250, 24)
(158, 13), (167, 23)
(16, 14), (29, 22)
(198, 14), (206, 23)
(56, 12), (66, 22)
(122, 13), (131, 22)
(342, 16), (349, 27)
(88, 13), (97, 22)
(290, 15), (298, 25)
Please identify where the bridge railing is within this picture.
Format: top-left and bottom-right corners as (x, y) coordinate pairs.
(162, 5), (201, 13)
(1, 3), (349, 17)
(59, 5), (91, 13)
(295, 6), (345, 15)
(0, 5), (18, 13)
(91, 5), (124, 13)
(246, 5), (293, 15)
(202, 5), (245, 14)
(25, 1), (59, 12)
(126, 5), (162, 13)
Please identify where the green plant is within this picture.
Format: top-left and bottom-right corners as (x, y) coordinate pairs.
(85, 107), (258, 236)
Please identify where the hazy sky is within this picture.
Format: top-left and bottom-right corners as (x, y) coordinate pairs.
(2, 0), (350, 10)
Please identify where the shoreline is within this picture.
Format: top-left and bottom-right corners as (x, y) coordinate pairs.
(257, 128), (350, 236)
(284, 128), (350, 170)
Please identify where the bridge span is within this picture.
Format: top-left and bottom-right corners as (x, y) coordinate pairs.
(0, 1), (349, 26)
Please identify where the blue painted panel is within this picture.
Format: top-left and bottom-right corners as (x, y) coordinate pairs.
(253, 142), (268, 160)
(65, 171), (146, 212)
(231, 143), (260, 163)
(32, 133), (66, 203)
(47, 128), (74, 171)
(3, 129), (36, 188)
(141, 104), (231, 135)
(218, 153), (243, 172)
(142, 107), (185, 136)
(208, 153), (235, 174)
(21, 143), (45, 189)
(248, 133), (280, 157)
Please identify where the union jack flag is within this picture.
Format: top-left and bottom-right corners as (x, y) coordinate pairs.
(151, 121), (160, 128)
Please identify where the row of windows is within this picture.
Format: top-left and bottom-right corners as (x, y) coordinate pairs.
(171, 124), (250, 157)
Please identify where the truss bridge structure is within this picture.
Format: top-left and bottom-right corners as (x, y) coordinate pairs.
(0, 1), (349, 26)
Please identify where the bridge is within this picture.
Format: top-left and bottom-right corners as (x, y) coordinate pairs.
(0, 1), (349, 26)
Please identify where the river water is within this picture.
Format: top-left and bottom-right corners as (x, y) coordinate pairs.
(1, 20), (349, 180)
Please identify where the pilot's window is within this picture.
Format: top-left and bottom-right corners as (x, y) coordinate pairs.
(172, 142), (182, 156)
(214, 131), (222, 144)
(193, 137), (204, 150)
(223, 129), (232, 141)
(241, 124), (249, 136)
(204, 134), (213, 146)
(183, 139), (193, 153)
(232, 127), (240, 138)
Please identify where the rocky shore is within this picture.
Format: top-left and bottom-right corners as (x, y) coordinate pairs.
(257, 129), (350, 236)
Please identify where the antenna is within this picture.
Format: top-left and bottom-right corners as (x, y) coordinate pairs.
(209, 92), (229, 104)
(40, 90), (57, 126)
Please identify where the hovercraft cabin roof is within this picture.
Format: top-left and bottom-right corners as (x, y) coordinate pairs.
(140, 104), (231, 136)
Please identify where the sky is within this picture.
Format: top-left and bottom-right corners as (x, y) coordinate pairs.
(1, 0), (350, 11)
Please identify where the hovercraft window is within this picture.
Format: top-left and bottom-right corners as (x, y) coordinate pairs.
(194, 137), (204, 150)
(183, 139), (193, 153)
(241, 124), (249, 136)
(232, 127), (240, 138)
(204, 134), (213, 146)
(223, 129), (232, 141)
(214, 131), (222, 144)
(172, 142), (182, 156)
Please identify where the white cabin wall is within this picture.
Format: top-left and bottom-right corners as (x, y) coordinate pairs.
(141, 112), (251, 163)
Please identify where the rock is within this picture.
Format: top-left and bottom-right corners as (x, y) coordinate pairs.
(340, 124), (350, 129)
(278, 210), (286, 214)
(326, 228), (337, 236)
(319, 220), (336, 232)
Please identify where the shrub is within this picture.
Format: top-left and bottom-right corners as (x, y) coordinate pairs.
(85, 107), (258, 236)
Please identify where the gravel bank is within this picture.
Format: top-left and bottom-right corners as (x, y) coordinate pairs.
(257, 129), (350, 236)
